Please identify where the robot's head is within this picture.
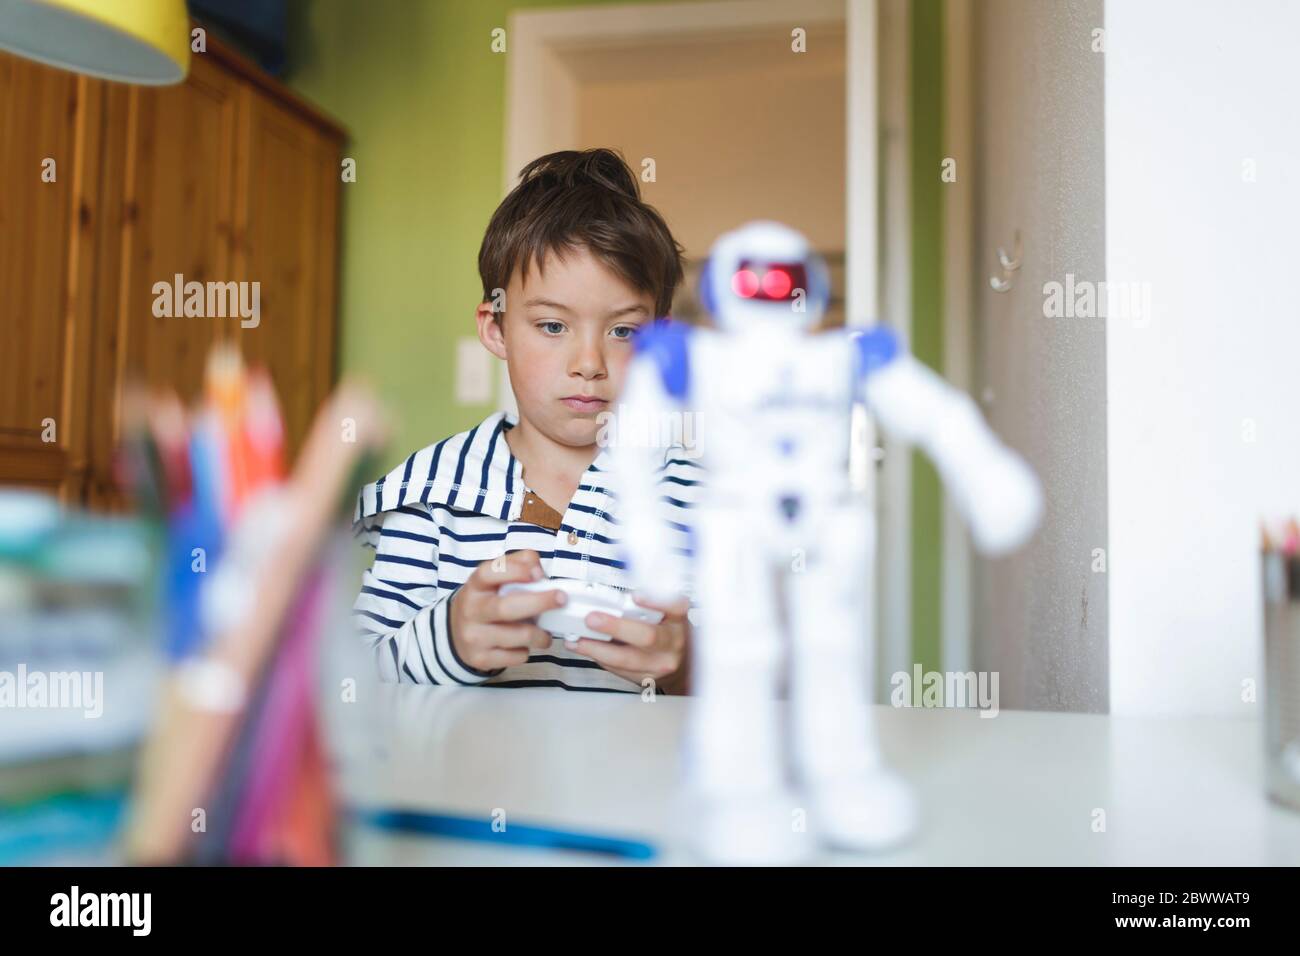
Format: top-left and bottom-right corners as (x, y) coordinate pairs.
(698, 221), (830, 333)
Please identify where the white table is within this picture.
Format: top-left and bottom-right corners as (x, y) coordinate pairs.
(334, 684), (1300, 866)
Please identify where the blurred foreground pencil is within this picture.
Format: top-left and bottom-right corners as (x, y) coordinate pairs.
(124, 382), (387, 864)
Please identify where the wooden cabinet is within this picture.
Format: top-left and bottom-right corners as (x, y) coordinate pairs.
(84, 53), (243, 509)
(0, 56), (99, 501)
(0, 36), (345, 508)
(233, 86), (341, 459)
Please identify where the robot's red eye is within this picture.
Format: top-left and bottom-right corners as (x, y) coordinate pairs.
(734, 259), (809, 303)
(731, 269), (760, 298)
(761, 268), (792, 299)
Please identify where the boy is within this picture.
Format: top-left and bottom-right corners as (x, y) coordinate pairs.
(352, 148), (699, 694)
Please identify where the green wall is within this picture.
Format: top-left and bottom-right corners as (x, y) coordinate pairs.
(909, 0), (945, 674)
(287, 0), (678, 468)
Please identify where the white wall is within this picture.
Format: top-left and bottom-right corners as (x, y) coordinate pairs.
(1106, 0), (1300, 715)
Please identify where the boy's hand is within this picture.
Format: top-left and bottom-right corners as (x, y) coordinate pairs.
(566, 593), (691, 694)
(449, 550), (563, 673)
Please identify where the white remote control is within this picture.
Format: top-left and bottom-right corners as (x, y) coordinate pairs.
(499, 578), (664, 642)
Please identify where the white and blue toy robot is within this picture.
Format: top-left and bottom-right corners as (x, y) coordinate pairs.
(610, 221), (1043, 864)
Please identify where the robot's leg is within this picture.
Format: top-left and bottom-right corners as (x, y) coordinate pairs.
(685, 504), (811, 864)
(787, 501), (920, 851)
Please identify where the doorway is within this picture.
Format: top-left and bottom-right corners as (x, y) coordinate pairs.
(502, 0), (908, 696)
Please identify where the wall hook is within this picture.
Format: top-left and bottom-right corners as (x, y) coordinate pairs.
(998, 230), (1022, 272)
(990, 229), (1023, 293)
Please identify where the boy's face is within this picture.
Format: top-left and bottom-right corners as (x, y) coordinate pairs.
(477, 245), (655, 448)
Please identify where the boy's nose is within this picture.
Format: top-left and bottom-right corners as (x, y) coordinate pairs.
(570, 341), (607, 379)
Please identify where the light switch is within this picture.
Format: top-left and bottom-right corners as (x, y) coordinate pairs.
(454, 337), (494, 405)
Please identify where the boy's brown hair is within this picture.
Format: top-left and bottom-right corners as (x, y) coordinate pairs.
(478, 148), (684, 319)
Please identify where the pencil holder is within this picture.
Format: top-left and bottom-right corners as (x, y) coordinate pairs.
(1262, 550), (1300, 812)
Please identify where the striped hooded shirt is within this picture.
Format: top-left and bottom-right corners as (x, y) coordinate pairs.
(352, 410), (700, 693)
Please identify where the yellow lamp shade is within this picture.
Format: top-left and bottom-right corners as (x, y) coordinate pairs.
(0, 0), (191, 85)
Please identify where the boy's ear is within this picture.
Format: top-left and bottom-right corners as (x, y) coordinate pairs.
(475, 301), (509, 361)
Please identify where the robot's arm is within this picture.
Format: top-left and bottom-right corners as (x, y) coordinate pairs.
(609, 320), (692, 601)
(856, 329), (1043, 555)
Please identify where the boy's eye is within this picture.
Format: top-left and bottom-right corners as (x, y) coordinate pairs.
(610, 325), (638, 340)
(538, 320), (566, 335)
